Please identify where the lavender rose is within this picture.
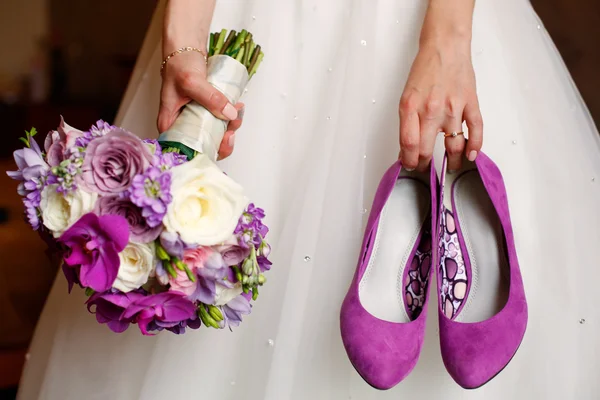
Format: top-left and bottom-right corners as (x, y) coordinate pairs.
(96, 195), (161, 243)
(215, 236), (250, 266)
(82, 128), (152, 195)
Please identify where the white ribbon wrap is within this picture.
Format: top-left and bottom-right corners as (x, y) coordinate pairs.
(158, 55), (249, 161)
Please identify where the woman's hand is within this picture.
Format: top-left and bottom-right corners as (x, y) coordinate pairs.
(398, 0), (482, 172)
(157, 51), (244, 160)
(158, 0), (243, 160)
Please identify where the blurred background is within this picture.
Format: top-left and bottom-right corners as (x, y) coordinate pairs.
(0, 0), (599, 398)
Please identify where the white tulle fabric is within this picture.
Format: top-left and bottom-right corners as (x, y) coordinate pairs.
(18, 0), (600, 399)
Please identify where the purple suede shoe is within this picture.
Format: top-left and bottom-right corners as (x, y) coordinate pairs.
(340, 160), (438, 390)
(437, 152), (527, 389)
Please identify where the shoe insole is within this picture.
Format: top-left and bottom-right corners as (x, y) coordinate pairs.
(452, 170), (510, 323)
(359, 177), (430, 323)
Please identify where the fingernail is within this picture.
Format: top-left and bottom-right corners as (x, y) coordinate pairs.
(405, 168), (415, 172)
(228, 133), (236, 147)
(467, 150), (477, 162)
(222, 103), (238, 120)
(237, 107), (245, 121)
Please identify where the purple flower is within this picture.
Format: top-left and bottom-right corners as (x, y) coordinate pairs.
(147, 315), (201, 334)
(75, 120), (116, 147)
(257, 255), (272, 272)
(7, 138), (48, 196)
(182, 247), (228, 304)
(96, 195), (161, 243)
(215, 237), (251, 267)
(86, 290), (143, 333)
(235, 203), (269, 248)
(46, 149), (84, 194)
(23, 197), (41, 230)
(44, 130), (65, 167)
(142, 139), (162, 159)
(81, 128), (152, 195)
(158, 152), (187, 169)
(223, 295), (252, 328)
(122, 291), (197, 335)
(159, 231), (188, 259)
(60, 213), (129, 292)
(129, 167), (172, 227)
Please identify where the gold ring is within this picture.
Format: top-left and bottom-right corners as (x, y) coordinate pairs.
(443, 131), (464, 138)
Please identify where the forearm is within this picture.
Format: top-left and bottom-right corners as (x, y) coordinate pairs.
(163, 0), (216, 56)
(420, 0), (474, 47)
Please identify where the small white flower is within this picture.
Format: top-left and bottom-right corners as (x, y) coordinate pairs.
(40, 185), (98, 237)
(213, 282), (243, 306)
(164, 154), (248, 245)
(113, 242), (156, 293)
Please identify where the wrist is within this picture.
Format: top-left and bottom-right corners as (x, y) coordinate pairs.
(420, 0), (473, 49)
(162, 0), (215, 56)
(419, 27), (471, 52)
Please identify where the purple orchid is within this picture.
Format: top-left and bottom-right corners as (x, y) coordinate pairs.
(129, 166), (173, 228)
(59, 213), (129, 292)
(122, 291), (197, 335)
(86, 290), (144, 333)
(147, 315), (202, 335)
(223, 295), (252, 328)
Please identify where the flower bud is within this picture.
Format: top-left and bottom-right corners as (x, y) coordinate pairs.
(155, 245), (171, 261)
(258, 241), (271, 257)
(258, 274), (266, 285)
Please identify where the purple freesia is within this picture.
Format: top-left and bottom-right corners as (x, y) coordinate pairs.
(81, 128), (152, 195)
(59, 213), (129, 292)
(122, 291), (197, 335)
(257, 255), (272, 272)
(7, 138), (48, 195)
(86, 290), (144, 333)
(96, 195), (161, 243)
(159, 231), (188, 259)
(223, 295), (252, 328)
(129, 166), (172, 227)
(181, 247), (228, 304)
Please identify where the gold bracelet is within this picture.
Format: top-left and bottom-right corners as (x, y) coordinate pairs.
(160, 47), (208, 74)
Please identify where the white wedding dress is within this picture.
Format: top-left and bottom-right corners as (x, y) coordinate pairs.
(17, 0), (600, 399)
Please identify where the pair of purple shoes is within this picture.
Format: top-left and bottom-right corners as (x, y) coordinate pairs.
(340, 151), (527, 390)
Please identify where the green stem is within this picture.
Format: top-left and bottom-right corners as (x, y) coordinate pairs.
(220, 30), (237, 55)
(209, 33), (215, 56)
(235, 46), (245, 62)
(213, 29), (227, 54)
(244, 40), (253, 67)
(248, 51), (264, 79)
(227, 29), (247, 56)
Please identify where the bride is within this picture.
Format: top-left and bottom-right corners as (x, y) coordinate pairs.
(17, 0), (600, 398)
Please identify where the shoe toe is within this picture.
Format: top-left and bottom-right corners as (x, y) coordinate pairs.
(439, 299), (527, 389)
(340, 291), (426, 389)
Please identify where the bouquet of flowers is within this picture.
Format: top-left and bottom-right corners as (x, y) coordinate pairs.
(7, 30), (270, 335)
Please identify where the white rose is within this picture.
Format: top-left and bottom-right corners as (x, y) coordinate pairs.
(164, 154), (248, 246)
(113, 242), (155, 293)
(40, 185), (98, 237)
(213, 282), (243, 306)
